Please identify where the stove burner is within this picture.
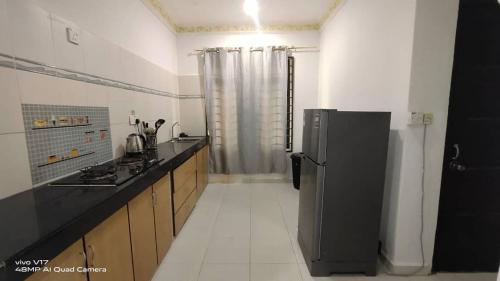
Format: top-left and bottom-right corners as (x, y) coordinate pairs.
(49, 155), (164, 187)
(81, 173), (118, 183)
(80, 165), (117, 181)
(119, 156), (144, 166)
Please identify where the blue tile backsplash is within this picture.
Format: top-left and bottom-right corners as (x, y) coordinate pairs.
(22, 104), (113, 185)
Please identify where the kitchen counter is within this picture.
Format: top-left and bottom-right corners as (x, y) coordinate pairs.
(0, 138), (207, 281)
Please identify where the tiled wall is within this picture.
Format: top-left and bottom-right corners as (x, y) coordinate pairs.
(22, 104), (113, 185)
(179, 75), (207, 136)
(0, 0), (180, 199)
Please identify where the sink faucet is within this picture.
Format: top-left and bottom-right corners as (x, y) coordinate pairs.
(171, 122), (180, 139)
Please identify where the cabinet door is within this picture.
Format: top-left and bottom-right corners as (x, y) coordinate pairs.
(26, 239), (87, 281)
(128, 187), (158, 281)
(153, 174), (174, 263)
(197, 145), (209, 197)
(84, 207), (134, 281)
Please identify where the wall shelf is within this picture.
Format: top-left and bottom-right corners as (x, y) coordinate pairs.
(38, 152), (95, 168)
(32, 123), (92, 130)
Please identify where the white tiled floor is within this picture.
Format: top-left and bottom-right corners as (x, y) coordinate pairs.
(152, 183), (497, 281)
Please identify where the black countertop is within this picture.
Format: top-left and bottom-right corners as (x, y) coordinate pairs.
(0, 138), (207, 281)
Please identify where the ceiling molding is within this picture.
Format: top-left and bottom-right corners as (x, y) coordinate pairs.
(145, 0), (342, 33)
(144, 0), (179, 31)
(319, 0), (343, 26)
(176, 23), (321, 33)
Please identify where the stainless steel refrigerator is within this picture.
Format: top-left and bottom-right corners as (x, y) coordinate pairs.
(298, 109), (391, 276)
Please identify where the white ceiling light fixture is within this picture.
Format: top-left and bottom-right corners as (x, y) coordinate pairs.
(243, 0), (261, 31)
(243, 0), (259, 16)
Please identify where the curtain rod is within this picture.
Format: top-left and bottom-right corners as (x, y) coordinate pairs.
(192, 46), (319, 53)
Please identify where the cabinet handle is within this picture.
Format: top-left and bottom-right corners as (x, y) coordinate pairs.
(80, 251), (87, 273)
(87, 245), (95, 267)
(152, 191), (158, 207)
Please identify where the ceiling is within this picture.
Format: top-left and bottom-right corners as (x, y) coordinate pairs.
(145, 0), (341, 32)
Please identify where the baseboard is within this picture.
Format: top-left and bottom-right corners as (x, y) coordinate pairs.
(379, 251), (432, 276)
(209, 173), (291, 184)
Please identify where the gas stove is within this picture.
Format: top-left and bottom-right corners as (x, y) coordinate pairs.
(49, 154), (164, 187)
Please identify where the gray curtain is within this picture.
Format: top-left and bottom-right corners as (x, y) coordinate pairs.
(203, 47), (288, 174)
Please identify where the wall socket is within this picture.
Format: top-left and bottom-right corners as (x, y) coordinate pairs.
(66, 27), (80, 45)
(129, 115), (138, 125)
(408, 112), (433, 125)
(423, 113), (433, 125)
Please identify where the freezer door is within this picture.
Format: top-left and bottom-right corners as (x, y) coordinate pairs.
(302, 109), (330, 164)
(298, 155), (325, 261)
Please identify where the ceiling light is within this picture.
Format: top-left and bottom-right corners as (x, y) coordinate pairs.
(243, 0), (259, 17)
(243, 0), (261, 31)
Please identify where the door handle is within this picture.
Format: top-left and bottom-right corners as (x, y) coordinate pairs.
(452, 144), (460, 160)
(449, 144), (467, 171)
(80, 251), (87, 274)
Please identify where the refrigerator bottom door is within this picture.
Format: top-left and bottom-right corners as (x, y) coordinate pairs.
(298, 156), (325, 261)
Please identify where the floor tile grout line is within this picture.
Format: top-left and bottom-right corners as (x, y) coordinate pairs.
(158, 184), (496, 281)
(195, 184), (225, 281)
(275, 185), (306, 281)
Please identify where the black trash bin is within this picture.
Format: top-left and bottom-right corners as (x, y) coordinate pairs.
(290, 153), (303, 190)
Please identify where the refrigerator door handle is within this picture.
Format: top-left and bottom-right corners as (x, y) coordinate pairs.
(312, 165), (326, 260)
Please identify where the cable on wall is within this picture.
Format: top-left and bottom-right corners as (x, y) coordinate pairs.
(386, 124), (427, 276)
(417, 124), (428, 274)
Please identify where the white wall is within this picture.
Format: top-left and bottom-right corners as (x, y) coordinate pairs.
(318, 0), (458, 273)
(176, 31), (320, 154)
(392, 0), (459, 269)
(0, 0), (179, 199)
(318, 0), (417, 269)
(318, 0), (415, 128)
(34, 0), (177, 74)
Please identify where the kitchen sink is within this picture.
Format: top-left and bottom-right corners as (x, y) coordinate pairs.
(169, 137), (201, 143)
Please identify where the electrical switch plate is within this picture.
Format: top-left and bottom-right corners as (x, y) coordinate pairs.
(408, 112), (424, 125)
(66, 27), (79, 45)
(129, 115), (138, 125)
(423, 113), (433, 125)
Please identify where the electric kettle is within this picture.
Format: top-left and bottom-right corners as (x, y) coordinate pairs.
(125, 133), (145, 154)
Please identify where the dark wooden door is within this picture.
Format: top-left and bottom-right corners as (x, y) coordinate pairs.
(433, 0), (500, 272)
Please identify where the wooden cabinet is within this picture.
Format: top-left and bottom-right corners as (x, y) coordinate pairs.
(152, 174), (174, 263)
(196, 145), (209, 197)
(128, 187), (158, 281)
(26, 239), (87, 281)
(84, 207), (134, 281)
(28, 146), (208, 281)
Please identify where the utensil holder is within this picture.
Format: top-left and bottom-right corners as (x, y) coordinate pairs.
(145, 133), (157, 150)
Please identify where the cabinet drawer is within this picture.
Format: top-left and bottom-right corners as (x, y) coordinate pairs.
(173, 155), (196, 192)
(173, 171), (196, 213)
(174, 189), (197, 235)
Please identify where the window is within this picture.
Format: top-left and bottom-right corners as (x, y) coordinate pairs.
(286, 56), (294, 152)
